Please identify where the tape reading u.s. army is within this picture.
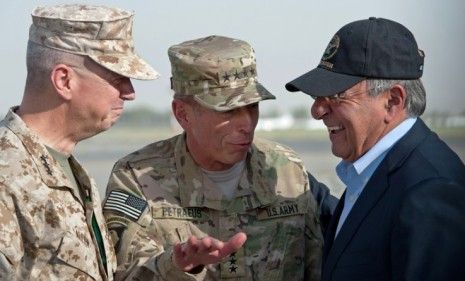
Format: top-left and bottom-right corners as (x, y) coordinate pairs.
(257, 202), (303, 220)
(152, 206), (207, 220)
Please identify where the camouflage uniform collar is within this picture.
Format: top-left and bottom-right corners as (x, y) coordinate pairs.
(4, 107), (80, 194)
(174, 134), (277, 211)
(174, 133), (209, 208)
(243, 140), (278, 206)
(68, 155), (98, 203)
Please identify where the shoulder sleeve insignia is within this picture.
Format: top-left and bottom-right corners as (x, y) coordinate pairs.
(103, 190), (148, 221)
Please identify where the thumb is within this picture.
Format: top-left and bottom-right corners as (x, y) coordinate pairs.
(219, 232), (247, 257)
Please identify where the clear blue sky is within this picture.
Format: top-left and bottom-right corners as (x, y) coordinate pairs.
(1, 0), (464, 116)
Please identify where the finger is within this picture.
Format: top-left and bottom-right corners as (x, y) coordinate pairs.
(218, 232), (247, 258)
(198, 236), (213, 252)
(173, 242), (184, 258)
(184, 235), (201, 257)
(174, 240), (206, 272)
(187, 235), (199, 247)
(210, 237), (224, 250)
(173, 242), (191, 270)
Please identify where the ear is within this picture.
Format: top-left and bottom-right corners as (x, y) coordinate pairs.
(384, 84), (407, 123)
(172, 99), (192, 130)
(50, 64), (74, 101)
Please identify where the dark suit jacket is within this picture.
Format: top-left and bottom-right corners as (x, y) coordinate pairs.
(322, 119), (465, 281)
(308, 172), (339, 237)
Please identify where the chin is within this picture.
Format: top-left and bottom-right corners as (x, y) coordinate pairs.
(96, 122), (113, 134)
(231, 152), (248, 163)
(331, 147), (345, 160)
(103, 116), (119, 128)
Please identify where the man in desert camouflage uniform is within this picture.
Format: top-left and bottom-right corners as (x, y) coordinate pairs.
(0, 4), (158, 280)
(103, 35), (323, 281)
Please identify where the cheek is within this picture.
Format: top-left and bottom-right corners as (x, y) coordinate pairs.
(341, 112), (368, 143)
(88, 99), (114, 121)
(192, 123), (220, 148)
(213, 124), (230, 148)
(94, 98), (111, 112)
(252, 114), (259, 129)
(345, 108), (383, 147)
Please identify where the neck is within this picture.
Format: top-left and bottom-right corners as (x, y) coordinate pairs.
(18, 94), (77, 155)
(185, 136), (234, 171)
(383, 112), (409, 136)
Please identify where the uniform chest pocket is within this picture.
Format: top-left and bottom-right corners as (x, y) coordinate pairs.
(149, 206), (209, 245)
(54, 232), (101, 280)
(247, 202), (306, 281)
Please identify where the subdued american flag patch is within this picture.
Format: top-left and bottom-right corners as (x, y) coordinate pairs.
(104, 190), (148, 221)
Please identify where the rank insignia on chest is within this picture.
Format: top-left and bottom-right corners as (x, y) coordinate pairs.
(220, 247), (245, 278)
(40, 154), (53, 176)
(103, 190), (148, 221)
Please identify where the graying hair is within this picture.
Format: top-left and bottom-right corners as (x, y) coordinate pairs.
(366, 79), (426, 117)
(173, 94), (205, 115)
(26, 41), (86, 85)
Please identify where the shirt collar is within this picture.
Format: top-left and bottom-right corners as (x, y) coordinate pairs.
(337, 117), (417, 177)
(353, 117), (417, 174)
(175, 135), (276, 210)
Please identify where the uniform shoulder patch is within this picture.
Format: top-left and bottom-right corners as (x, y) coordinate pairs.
(103, 190), (148, 221)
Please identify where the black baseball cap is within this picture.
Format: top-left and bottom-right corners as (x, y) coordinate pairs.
(285, 17), (425, 97)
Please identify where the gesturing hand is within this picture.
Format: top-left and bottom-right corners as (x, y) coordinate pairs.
(173, 232), (247, 272)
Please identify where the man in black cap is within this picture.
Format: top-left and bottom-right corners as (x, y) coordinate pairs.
(286, 17), (465, 281)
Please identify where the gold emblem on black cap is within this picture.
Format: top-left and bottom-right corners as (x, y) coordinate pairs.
(322, 35), (340, 60)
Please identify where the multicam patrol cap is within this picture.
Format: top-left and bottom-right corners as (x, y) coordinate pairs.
(168, 35), (275, 111)
(29, 4), (159, 80)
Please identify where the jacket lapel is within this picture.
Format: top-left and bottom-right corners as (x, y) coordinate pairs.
(323, 163), (390, 276)
(323, 192), (344, 263)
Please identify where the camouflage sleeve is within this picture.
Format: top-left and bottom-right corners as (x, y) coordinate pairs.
(103, 163), (206, 281)
(0, 186), (23, 279)
(304, 184), (324, 281)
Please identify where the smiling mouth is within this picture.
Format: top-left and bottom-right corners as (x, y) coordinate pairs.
(327, 125), (344, 134)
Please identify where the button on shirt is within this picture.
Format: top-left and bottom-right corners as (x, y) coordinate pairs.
(335, 118), (417, 237)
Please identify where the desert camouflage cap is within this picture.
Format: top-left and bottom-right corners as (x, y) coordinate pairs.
(29, 4), (159, 80)
(168, 35), (275, 111)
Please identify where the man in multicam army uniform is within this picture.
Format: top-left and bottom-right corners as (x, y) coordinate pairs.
(0, 4), (158, 280)
(103, 35), (323, 281)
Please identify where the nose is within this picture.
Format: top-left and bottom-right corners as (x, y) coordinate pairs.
(310, 98), (330, 120)
(120, 79), (135, 101)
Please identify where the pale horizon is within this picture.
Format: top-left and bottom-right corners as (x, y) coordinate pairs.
(2, 0), (464, 116)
